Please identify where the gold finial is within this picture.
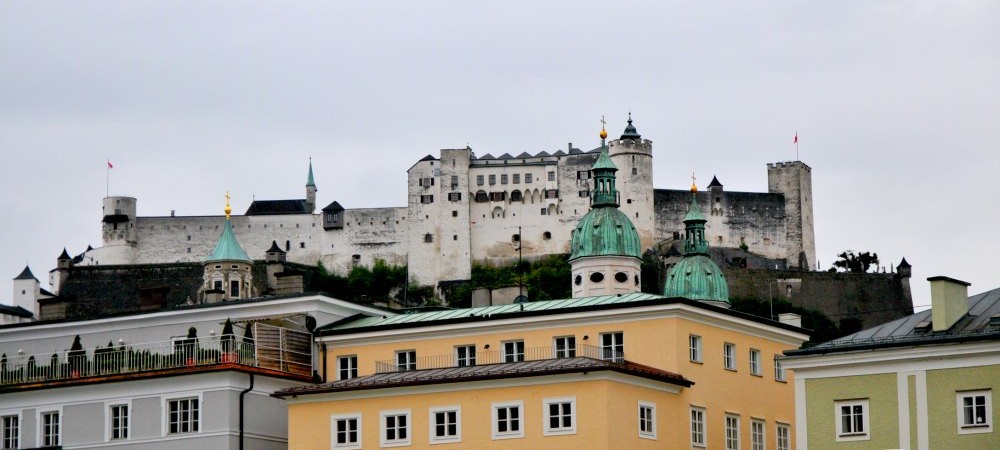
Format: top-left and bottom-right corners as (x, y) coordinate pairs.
(690, 172), (698, 192)
(599, 115), (608, 140)
(225, 191), (232, 220)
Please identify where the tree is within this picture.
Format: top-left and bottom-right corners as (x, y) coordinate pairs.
(832, 250), (879, 273)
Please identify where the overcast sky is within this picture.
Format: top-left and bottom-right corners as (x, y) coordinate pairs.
(2, 1), (998, 312)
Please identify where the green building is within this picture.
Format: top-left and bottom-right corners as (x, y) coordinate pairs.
(782, 276), (1000, 450)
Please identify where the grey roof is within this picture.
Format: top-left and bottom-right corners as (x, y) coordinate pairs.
(552, 150), (567, 156)
(244, 199), (308, 216)
(321, 201), (344, 212)
(498, 153), (513, 159)
(58, 248), (71, 260)
(266, 241), (285, 254)
(568, 148), (583, 154)
(787, 286), (1000, 355)
(479, 153), (495, 160)
(14, 266), (36, 281)
(707, 176), (723, 188)
(516, 152), (532, 158)
(273, 356), (691, 397)
(0, 304), (32, 318)
(535, 151), (550, 157)
(418, 155), (437, 162)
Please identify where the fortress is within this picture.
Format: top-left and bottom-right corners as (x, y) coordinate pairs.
(82, 116), (815, 294)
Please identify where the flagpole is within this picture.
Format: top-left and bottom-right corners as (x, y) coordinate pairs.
(106, 159), (110, 197)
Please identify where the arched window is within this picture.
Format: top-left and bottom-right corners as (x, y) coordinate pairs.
(475, 190), (489, 203)
(510, 190), (523, 202)
(492, 206), (504, 219)
(542, 231), (552, 240)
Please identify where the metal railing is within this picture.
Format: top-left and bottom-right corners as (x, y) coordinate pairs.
(374, 344), (623, 373)
(0, 335), (312, 387)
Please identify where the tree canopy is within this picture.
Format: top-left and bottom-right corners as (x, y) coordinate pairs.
(832, 250), (880, 273)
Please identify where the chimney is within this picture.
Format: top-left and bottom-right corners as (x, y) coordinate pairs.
(778, 313), (802, 328)
(927, 276), (970, 331)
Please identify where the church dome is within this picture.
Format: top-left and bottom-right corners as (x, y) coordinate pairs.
(205, 219), (252, 263)
(663, 254), (730, 304)
(569, 207), (642, 261)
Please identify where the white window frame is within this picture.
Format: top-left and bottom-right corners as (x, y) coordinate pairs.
(774, 356), (786, 382)
(455, 345), (476, 367)
(107, 400), (131, 442)
(751, 418), (766, 450)
(776, 422), (790, 450)
(724, 342), (737, 370)
(600, 331), (624, 362)
(726, 414), (741, 450)
(957, 390), (992, 434)
(553, 336), (576, 358)
(338, 355), (358, 380)
(163, 392), (203, 436)
(543, 397), (576, 436)
(834, 399), (870, 442)
(502, 340), (524, 363)
(429, 405), (461, 444)
(690, 406), (707, 447)
(638, 401), (656, 440)
(749, 349), (762, 376)
(380, 409), (412, 447)
(39, 408), (62, 447)
(689, 335), (702, 363)
(396, 350), (417, 371)
(1, 412), (20, 450)
(491, 401), (524, 440)
(331, 413), (362, 450)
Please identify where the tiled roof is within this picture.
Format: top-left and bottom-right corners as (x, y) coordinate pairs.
(244, 199), (308, 216)
(273, 357), (691, 397)
(787, 286), (1000, 355)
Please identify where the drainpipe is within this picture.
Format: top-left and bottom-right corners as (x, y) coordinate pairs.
(239, 372), (255, 450)
(321, 343), (328, 382)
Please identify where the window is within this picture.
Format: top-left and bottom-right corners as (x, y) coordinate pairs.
(690, 407), (706, 447)
(476, 175), (484, 185)
(380, 410), (411, 447)
(503, 341), (524, 362)
(510, 190), (523, 202)
(338, 355), (358, 380)
(513, 174), (520, 184)
(213, 280), (223, 291)
(726, 414), (741, 450)
(448, 192), (462, 201)
(332, 414), (361, 449)
(430, 406), (461, 443)
(2, 415), (18, 450)
(423, 233), (433, 243)
(525, 173), (533, 183)
(749, 349), (762, 376)
(724, 342), (736, 370)
(577, 170), (591, 180)
(774, 357), (786, 382)
(545, 189), (558, 199)
(554, 336), (576, 358)
(419, 177), (434, 187)
(475, 191), (488, 202)
(638, 401), (656, 439)
(512, 234), (520, 242)
(41, 411), (60, 446)
(544, 397), (576, 435)
(776, 423), (790, 450)
(492, 401), (524, 439)
(543, 231), (551, 240)
(958, 390), (992, 433)
(601, 332), (624, 362)
(450, 175), (458, 187)
(547, 171), (555, 181)
(614, 272), (628, 283)
(110, 404), (129, 440)
(455, 345), (476, 367)
(489, 174), (496, 185)
(230, 280), (240, 297)
(420, 194), (434, 204)
(590, 272), (604, 283)
(751, 419), (765, 450)
(168, 397), (199, 434)
(396, 350), (416, 371)
(689, 335), (702, 362)
(578, 190), (590, 197)
(540, 208), (548, 215)
(835, 399), (869, 441)
(501, 174), (508, 184)
(490, 191), (506, 201)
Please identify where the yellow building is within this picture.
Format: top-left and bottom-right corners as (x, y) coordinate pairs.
(275, 130), (809, 449)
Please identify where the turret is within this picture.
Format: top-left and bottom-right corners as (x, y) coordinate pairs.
(663, 181), (731, 307)
(49, 248), (72, 295)
(12, 266), (39, 320)
(99, 196), (138, 264)
(608, 113), (654, 251)
(202, 193), (255, 303)
(767, 161), (815, 270)
(305, 158), (317, 213)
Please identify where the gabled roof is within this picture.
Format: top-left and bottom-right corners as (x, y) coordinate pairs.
(535, 151), (550, 157)
(14, 266), (37, 281)
(516, 152), (532, 158)
(552, 150), (567, 156)
(322, 201), (344, 212)
(244, 199), (308, 216)
(0, 304), (33, 318)
(479, 153), (495, 160)
(787, 286), (1000, 356)
(272, 357), (691, 397)
(498, 153), (513, 159)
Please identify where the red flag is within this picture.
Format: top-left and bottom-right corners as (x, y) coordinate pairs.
(108, 160), (113, 169)
(793, 132), (798, 144)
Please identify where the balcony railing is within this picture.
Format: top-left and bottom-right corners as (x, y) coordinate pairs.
(375, 344), (624, 374)
(0, 334), (312, 387)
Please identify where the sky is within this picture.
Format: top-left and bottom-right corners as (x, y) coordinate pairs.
(1, 1), (998, 312)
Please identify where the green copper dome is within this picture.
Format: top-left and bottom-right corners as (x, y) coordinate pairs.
(206, 219), (252, 263)
(570, 207), (642, 261)
(663, 191), (730, 305)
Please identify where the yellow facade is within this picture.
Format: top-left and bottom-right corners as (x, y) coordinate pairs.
(285, 302), (806, 449)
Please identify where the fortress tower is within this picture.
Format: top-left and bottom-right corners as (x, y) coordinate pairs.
(97, 196), (138, 265)
(767, 161), (816, 269)
(608, 113), (654, 252)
